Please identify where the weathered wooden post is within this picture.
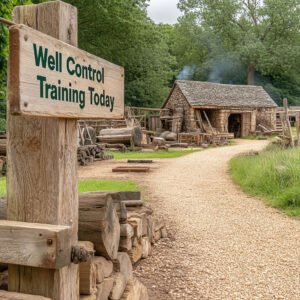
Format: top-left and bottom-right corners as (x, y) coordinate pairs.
(2, 1), (123, 298)
(7, 1), (79, 298)
(283, 98), (294, 147)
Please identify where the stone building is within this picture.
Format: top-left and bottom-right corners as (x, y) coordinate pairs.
(161, 80), (277, 137)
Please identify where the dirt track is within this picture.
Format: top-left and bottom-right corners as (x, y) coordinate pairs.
(79, 140), (300, 300)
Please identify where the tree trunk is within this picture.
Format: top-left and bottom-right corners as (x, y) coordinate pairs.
(247, 64), (256, 85)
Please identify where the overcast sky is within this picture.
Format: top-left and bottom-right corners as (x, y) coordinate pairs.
(147, 0), (182, 24)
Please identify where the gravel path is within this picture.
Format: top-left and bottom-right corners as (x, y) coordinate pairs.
(132, 140), (300, 299)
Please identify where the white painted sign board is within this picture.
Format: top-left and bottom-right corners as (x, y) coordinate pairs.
(9, 25), (125, 119)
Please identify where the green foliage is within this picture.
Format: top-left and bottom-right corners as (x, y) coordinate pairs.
(112, 148), (202, 159)
(64, 0), (175, 107)
(230, 145), (300, 217)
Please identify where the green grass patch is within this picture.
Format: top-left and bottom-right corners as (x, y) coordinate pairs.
(230, 144), (300, 217)
(0, 177), (6, 197)
(0, 179), (139, 197)
(79, 179), (139, 192)
(112, 149), (202, 160)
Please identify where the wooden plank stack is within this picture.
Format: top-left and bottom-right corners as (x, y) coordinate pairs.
(0, 191), (167, 299)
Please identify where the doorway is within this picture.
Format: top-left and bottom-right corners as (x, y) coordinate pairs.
(228, 114), (242, 137)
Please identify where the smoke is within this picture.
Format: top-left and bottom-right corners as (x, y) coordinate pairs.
(207, 54), (246, 84)
(176, 65), (197, 80)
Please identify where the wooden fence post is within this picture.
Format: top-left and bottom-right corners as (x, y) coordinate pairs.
(283, 98), (294, 147)
(7, 1), (79, 299)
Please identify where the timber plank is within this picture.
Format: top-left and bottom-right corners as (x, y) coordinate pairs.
(0, 220), (71, 269)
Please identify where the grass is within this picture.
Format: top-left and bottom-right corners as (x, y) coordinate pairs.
(79, 179), (139, 192)
(0, 179), (139, 197)
(0, 177), (6, 197)
(230, 144), (300, 217)
(111, 149), (202, 159)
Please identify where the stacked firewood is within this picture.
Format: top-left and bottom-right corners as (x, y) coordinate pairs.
(0, 192), (167, 299)
(78, 191), (166, 299)
(78, 144), (113, 166)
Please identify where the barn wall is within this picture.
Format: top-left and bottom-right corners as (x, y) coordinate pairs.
(256, 108), (277, 129)
(163, 85), (196, 131)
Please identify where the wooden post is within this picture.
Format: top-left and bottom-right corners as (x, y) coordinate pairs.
(296, 112), (300, 147)
(8, 1), (79, 299)
(283, 98), (294, 147)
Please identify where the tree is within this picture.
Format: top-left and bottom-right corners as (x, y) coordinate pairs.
(178, 0), (300, 85)
(64, 0), (175, 107)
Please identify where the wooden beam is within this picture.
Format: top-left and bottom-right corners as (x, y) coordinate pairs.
(8, 1), (79, 298)
(0, 291), (51, 300)
(0, 220), (71, 269)
(283, 98), (294, 147)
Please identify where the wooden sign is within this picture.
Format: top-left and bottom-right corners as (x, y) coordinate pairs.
(9, 24), (124, 119)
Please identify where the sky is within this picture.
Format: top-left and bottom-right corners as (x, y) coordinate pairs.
(147, 0), (182, 24)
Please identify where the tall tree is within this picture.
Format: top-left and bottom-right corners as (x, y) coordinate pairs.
(179, 0), (300, 85)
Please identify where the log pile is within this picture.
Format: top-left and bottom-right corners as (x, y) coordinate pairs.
(0, 191), (167, 299)
(97, 127), (143, 147)
(78, 144), (113, 166)
(78, 191), (167, 299)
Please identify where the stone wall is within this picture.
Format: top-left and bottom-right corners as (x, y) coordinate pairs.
(163, 86), (196, 132)
(256, 108), (277, 129)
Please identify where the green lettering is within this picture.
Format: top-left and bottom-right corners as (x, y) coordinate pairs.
(67, 56), (75, 75)
(33, 44), (48, 68)
(37, 75), (46, 97)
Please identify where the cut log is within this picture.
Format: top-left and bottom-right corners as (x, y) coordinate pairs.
(110, 273), (127, 300)
(119, 202), (127, 224)
(141, 237), (151, 259)
(146, 216), (155, 244)
(128, 244), (143, 264)
(113, 253), (133, 283)
(79, 242), (96, 296)
(79, 194), (120, 260)
(121, 278), (149, 300)
(127, 218), (142, 239)
(98, 127), (142, 147)
(96, 277), (114, 300)
(152, 137), (165, 146)
(93, 257), (113, 282)
(119, 237), (132, 252)
(127, 213), (147, 236)
(120, 224), (134, 238)
(0, 291), (51, 300)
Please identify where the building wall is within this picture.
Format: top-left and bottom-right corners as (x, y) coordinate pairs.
(163, 85), (196, 132)
(256, 108), (277, 129)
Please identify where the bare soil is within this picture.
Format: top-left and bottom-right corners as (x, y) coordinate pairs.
(78, 140), (300, 300)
